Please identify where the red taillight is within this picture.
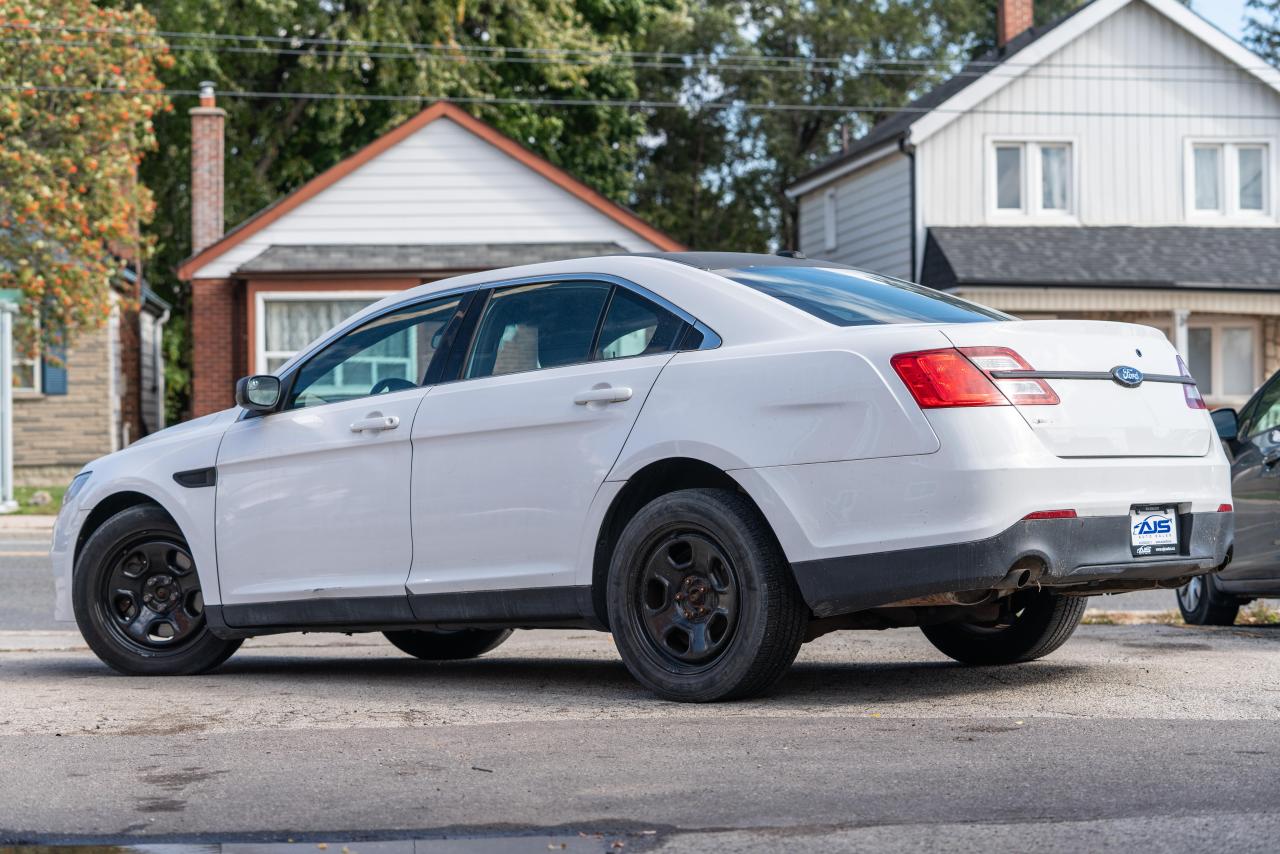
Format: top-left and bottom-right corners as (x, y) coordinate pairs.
(958, 347), (1060, 405)
(890, 346), (1058, 409)
(1022, 509), (1078, 520)
(1218, 503), (1233, 513)
(890, 349), (1009, 408)
(1177, 355), (1206, 410)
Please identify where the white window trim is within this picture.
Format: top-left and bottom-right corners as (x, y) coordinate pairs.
(254, 290), (399, 376)
(1142, 315), (1263, 405)
(13, 316), (40, 396)
(822, 188), (838, 252)
(985, 136), (1080, 223)
(1183, 137), (1275, 222)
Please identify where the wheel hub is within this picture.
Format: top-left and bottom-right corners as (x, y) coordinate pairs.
(675, 575), (719, 621)
(142, 574), (181, 613)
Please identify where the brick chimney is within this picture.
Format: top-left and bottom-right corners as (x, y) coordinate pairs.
(189, 81), (226, 254)
(997, 0), (1034, 48)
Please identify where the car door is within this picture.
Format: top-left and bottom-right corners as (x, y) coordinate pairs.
(215, 292), (467, 611)
(1222, 375), (1280, 579)
(406, 278), (692, 598)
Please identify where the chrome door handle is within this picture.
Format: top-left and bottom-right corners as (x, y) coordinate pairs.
(350, 415), (400, 433)
(574, 386), (633, 405)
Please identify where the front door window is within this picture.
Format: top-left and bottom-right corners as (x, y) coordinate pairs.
(286, 294), (464, 409)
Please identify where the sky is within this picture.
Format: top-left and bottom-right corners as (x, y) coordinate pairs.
(1192, 0), (1255, 40)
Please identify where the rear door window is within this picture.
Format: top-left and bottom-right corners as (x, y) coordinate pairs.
(593, 288), (685, 361)
(465, 281), (612, 379)
(718, 266), (1008, 327)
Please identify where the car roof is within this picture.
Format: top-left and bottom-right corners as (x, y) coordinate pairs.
(637, 251), (857, 272)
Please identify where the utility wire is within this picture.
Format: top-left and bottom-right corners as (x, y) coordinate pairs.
(6, 21), (1280, 74)
(9, 83), (1280, 121)
(0, 35), (1267, 85)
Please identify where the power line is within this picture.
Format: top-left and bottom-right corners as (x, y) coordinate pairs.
(6, 20), (1280, 74)
(9, 83), (1280, 121)
(0, 35), (1268, 85)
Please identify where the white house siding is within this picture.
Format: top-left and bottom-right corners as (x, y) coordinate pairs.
(919, 0), (1280, 228)
(797, 152), (914, 279)
(192, 117), (663, 279)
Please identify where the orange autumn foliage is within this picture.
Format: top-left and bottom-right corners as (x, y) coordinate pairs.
(0, 0), (170, 354)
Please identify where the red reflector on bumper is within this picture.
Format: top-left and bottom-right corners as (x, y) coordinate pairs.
(1022, 509), (1078, 520)
(1217, 504), (1233, 512)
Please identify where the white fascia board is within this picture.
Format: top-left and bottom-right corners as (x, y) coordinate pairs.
(911, 0), (1280, 149)
(1149, 0), (1280, 93)
(785, 142), (902, 199)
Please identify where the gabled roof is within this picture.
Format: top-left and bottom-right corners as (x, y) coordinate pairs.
(178, 101), (682, 280)
(789, 0), (1280, 197)
(922, 226), (1280, 291)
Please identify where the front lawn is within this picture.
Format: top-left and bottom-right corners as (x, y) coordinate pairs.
(11, 485), (66, 515)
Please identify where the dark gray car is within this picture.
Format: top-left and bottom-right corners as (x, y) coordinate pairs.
(1181, 380), (1280, 623)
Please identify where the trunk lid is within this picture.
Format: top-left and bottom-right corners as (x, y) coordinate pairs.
(940, 320), (1212, 458)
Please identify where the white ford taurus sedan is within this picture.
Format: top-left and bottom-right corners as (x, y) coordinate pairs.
(51, 253), (1234, 701)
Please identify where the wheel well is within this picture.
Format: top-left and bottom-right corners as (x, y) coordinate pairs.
(590, 458), (769, 628)
(75, 491), (174, 565)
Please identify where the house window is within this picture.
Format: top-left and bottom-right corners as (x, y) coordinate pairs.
(1185, 320), (1259, 401)
(258, 294), (390, 375)
(823, 189), (838, 252)
(1188, 142), (1270, 218)
(12, 319), (39, 394)
(990, 140), (1074, 218)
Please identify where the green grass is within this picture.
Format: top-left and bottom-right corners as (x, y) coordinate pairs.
(11, 485), (66, 515)
(1239, 601), (1280, 626)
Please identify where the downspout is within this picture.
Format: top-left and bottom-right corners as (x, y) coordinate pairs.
(903, 137), (917, 281)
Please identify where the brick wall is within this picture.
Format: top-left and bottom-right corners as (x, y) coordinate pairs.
(14, 323), (114, 486)
(190, 278), (245, 416)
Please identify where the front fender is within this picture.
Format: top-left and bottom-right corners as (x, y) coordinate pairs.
(54, 410), (237, 617)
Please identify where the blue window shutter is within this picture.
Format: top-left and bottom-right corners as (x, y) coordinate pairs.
(42, 343), (67, 395)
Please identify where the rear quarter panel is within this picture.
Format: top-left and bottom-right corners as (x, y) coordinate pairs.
(611, 326), (953, 476)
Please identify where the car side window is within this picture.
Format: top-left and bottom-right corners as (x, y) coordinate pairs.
(593, 288), (685, 361)
(465, 281), (611, 379)
(285, 294), (463, 410)
(1242, 378), (1280, 438)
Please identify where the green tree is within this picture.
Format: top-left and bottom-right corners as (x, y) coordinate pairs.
(132, 0), (668, 420)
(1246, 0), (1280, 64)
(634, 0), (1087, 251)
(0, 0), (169, 351)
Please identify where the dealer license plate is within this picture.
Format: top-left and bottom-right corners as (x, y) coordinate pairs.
(1130, 505), (1179, 557)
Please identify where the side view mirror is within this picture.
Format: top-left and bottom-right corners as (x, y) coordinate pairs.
(235, 375), (282, 413)
(1211, 408), (1238, 442)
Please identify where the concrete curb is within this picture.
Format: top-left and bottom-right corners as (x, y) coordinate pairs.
(0, 515), (55, 533)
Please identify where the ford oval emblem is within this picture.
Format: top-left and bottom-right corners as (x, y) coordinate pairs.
(1111, 365), (1144, 387)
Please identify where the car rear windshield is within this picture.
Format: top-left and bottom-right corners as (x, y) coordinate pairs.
(717, 266), (1009, 327)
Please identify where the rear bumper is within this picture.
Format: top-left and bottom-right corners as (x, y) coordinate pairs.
(792, 511), (1233, 617)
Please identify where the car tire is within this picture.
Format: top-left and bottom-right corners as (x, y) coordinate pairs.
(383, 628), (513, 660)
(1176, 573), (1240, 626)
(73, 504), (242, 675)
(606, 488), (807, 702)
(920, 590), (1087, 666)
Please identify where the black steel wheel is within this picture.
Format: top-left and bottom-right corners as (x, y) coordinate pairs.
(607, 488), (806, 702)
(921, 590), (1086, 666)
(633, 531), (740, 669)
(74, 504), (241, 675)
(384, 628), (512, 660)
(100, 536), (206, 651)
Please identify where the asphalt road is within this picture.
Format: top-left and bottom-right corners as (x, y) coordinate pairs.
(4, 530), (1280, 851)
